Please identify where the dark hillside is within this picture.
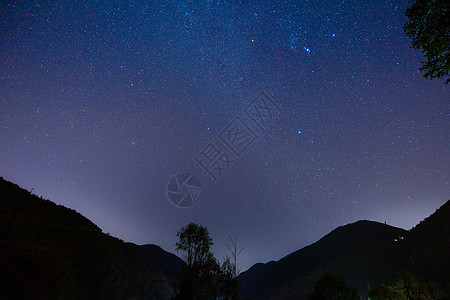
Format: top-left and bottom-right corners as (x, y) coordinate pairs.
(0, 177), (180, 299)
(239, 220), (408, 299)
(239, 201), (450, 300)
(405, 200), (450, 298)
(139, 244), (186, 281)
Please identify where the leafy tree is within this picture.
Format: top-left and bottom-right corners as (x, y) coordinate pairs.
(174, 223), (219, 299)
(176, 223), (213, 268)
(391, 274), (439, 300)
(369, 284), (406, 300)
(174, 223), (245, 300)
(403, 0), (450, 84)
(308, 271), (360, 300)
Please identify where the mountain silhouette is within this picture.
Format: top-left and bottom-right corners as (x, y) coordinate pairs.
(139, 244), (186, 281)
(404, 199), (450, 298)
(239, 200), (450, 299)
(0, 177), (185, 299)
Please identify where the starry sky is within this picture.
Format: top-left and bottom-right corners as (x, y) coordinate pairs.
(1, 0), (448, 271)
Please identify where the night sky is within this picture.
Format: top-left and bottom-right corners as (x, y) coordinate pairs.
(1, 0), (448, 271)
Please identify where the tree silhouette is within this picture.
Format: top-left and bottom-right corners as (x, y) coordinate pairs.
(226, 235), (244, 278)
(175, 223), (219, 299)
(176, 223), (213, 269)
(369, 284), (406, 300)
(219, 257), (241, 300)
(308, 271), (360, 300)
(174, 223), (245, 300)
(403, 0), (450, 84)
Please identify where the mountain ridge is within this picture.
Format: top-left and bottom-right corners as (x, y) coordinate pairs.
(239, 220), (408, 299)
(0, 177), (185, 299)
(239, 201), (450, 299)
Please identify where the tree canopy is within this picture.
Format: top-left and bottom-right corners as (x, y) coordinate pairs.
(369, 284), (406, 300)
(174, 222), (242, 300)
(308, 272), (360, 300)
(403, 0), (450, 84)
(176, 222), (213, 269)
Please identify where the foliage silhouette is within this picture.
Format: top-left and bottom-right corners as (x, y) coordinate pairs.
(174, 223), (243, 300)
(175, 223), (219, 299)
(404, 0), (450, 84)
(369, 284), (406, 300)
(308, 271), (360, 300)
